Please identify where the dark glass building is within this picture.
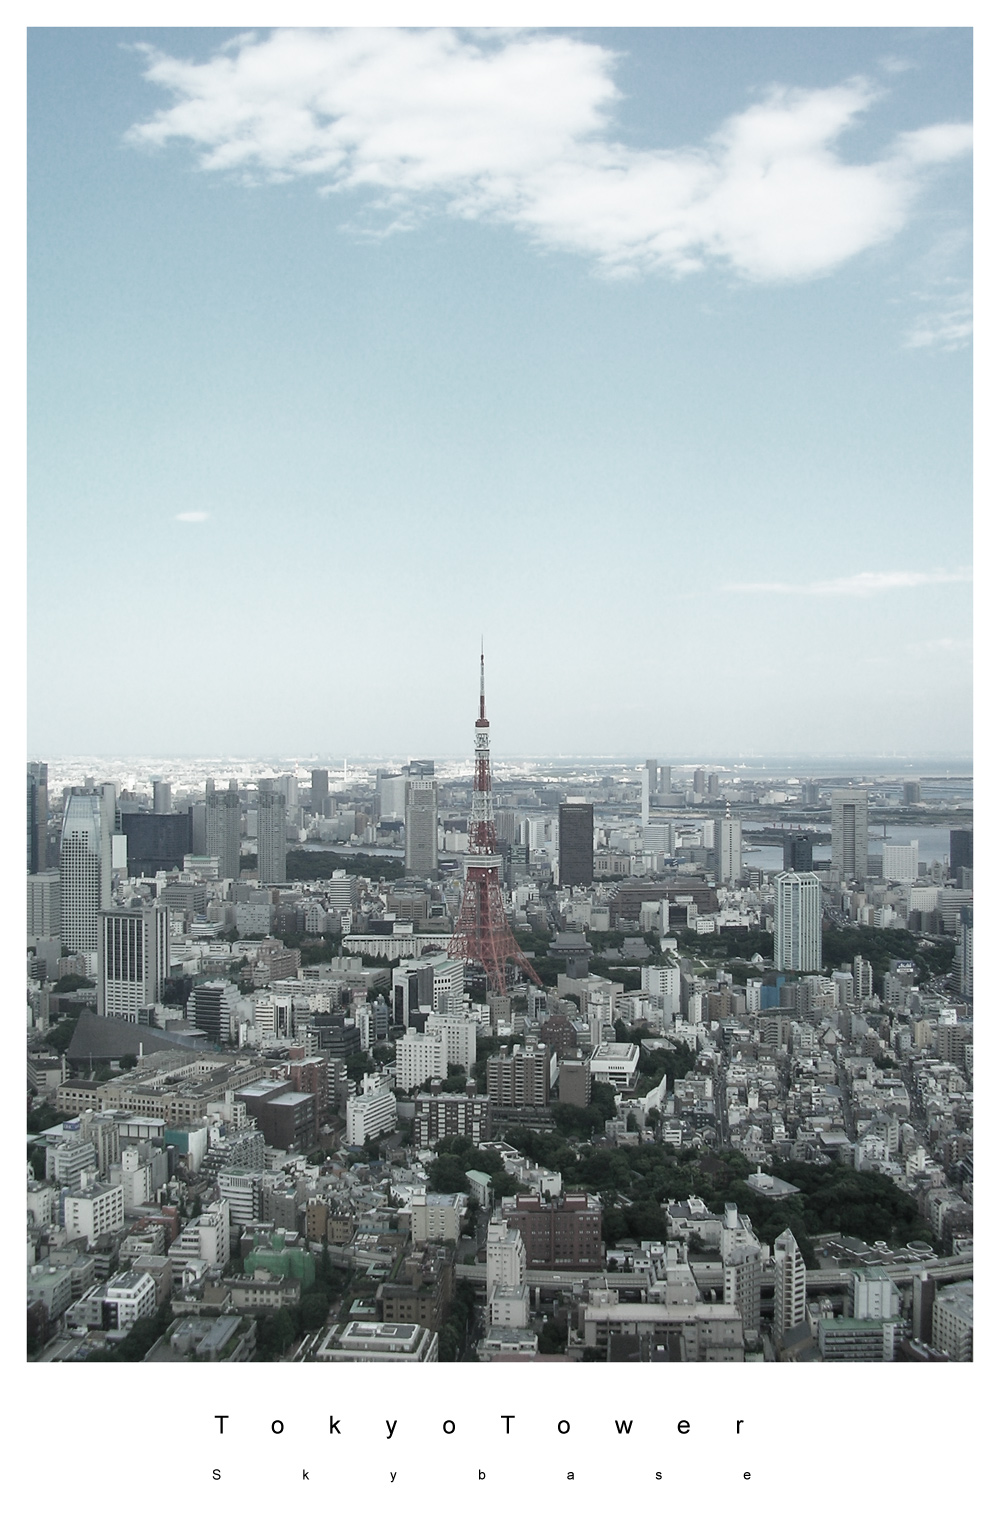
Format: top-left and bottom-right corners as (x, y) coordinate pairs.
(558, 801), (594, 887)
(120, 812), (192, 877)
(783, 833), (814, 872)
(950, 828), (973, 875)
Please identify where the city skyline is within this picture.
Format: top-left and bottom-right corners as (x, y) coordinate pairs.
(28, 26), (972, 758)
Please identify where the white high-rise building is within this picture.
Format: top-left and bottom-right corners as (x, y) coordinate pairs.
(883, 841), (919, 882)
(831, 790), (869, 882)
(773, 1228), (806, 1340)
(426, 1013), (478, 1074)
(63, 1179), (125, 1244)
(60, 788), (114, 954)
(485, 1217), (529, 1329)
(714, 814), (742, 883)
(853, 955), (874, 1001)
(257, 781), (287, 885)
(395, 1028), (448, 1092)
(346, 1087), (397, 1146)
(99, 906), (170, 1021)
(641, 962), (681, 1017)
(721, 1204), (762, 1335)
(205, 779), (241, 881)
(773, 872), (822, 973)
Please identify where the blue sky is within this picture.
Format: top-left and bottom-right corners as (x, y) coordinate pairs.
(27, 25), (972, 759)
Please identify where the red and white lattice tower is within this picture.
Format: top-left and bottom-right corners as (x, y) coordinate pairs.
(449, 651), (541, 995)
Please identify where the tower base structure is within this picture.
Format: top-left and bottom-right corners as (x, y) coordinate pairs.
(449, 856), (541, 995)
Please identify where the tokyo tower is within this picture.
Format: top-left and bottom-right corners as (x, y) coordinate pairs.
(449, 651), (541, 995)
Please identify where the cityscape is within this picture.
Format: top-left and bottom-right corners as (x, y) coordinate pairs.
(26, 17), (972, 1402)
(26, 655), (973, 1364)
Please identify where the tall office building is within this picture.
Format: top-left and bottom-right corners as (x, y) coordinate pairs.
(783, 833), (813, 872)
(641, 760), (659, 824)
(60, 788), (114, 953)
(559, 801), (594, 887)
(714, 814), (742, 883)
(27, 871), (61, 942)
(27, 761), (49, 873)
(206, 779), (241, 881)
(404, 777), (438, 876)
(310, 769), (329, 815)
(119, 813), (192, 877)
(773, 1228), (807, 1340)
(256, 781), (287, 885)
(773, 872), (822, 973)
(831, 790), (869, 881)
(186, 980), (240, 1046)
(99, 906), (170, 1021)
(950, 828), (973, 877)
(693, 768), (708, 796)
(151, 780), (172, 814)
(955, 906), (973, 1000)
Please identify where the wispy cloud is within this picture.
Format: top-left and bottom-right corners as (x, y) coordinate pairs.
(126, 28), (972, 283)
(726, 568), (972, 597)
(905, 637), (971, 655)
(175, 511), (210, 522)
(904, 290), (973, 350)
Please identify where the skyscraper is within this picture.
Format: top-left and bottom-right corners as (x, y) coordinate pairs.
(257, 781), (287, 885)
(206, 779), (241, 881)
(27, 761), (49, 873)
(831, 790), (869, 881)
(152, 779), (172, 814)
(558, 801), (594, 887)
(783, 833), (814, 872)
(955, 905), (973, 1000)
(99, 906), (170, 1021)
(310, 768), (329, 815)
(950, 828), (973, 876)
(773, 871), (822, 973)
(119, 812), (192, 877)
(59, 787), (114, 953)
(405, 777), (439, 876)
(714, 814), (742, 883)
(27, 871), (60, 942)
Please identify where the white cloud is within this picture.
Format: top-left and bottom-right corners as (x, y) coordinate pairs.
(126, 29), (971, 283)
(175, 511), (210, 522)
(726, 568), (971, 597)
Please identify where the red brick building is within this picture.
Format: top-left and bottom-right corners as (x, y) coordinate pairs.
(501, 1192), (603, 1270)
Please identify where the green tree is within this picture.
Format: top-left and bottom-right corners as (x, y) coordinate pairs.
(538, 1313), (568, 1354)
(255, 1307), (296, 1360)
